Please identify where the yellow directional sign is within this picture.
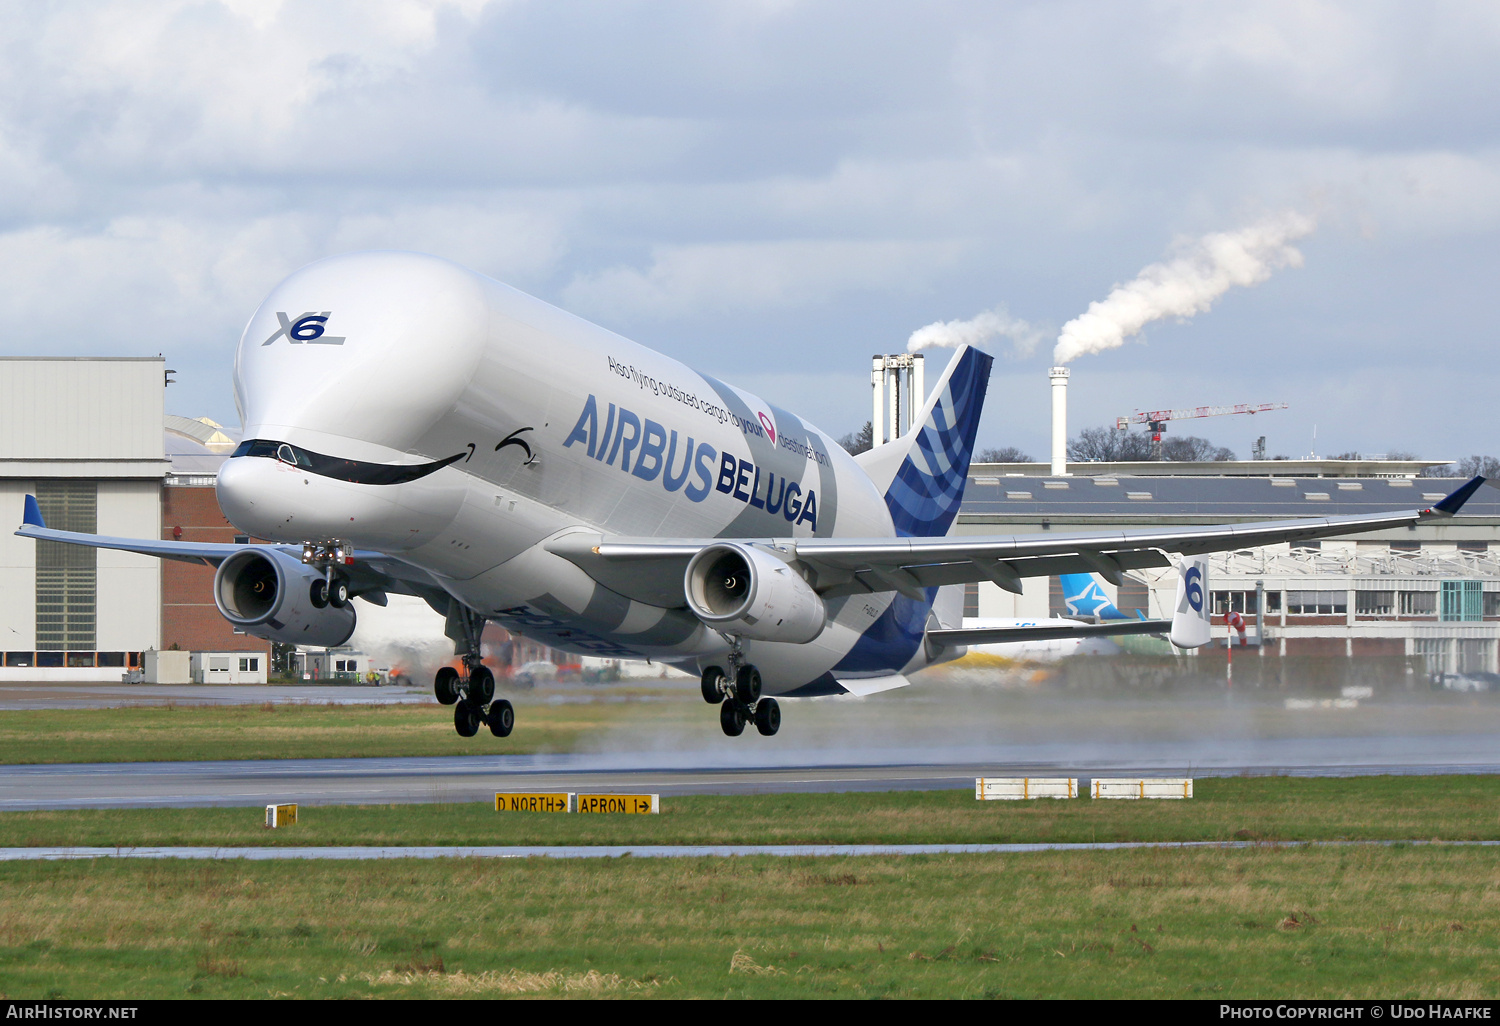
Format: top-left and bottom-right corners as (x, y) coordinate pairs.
(495, 792), (574, 813)
(576, 794), (659, 815)
(265, 803), (297, 828)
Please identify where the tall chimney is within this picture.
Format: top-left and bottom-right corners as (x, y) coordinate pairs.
(1049, 366), (1069, 476)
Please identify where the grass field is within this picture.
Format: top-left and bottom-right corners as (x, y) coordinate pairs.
(3, 777), (1500, 848)
(0, 699), (663, 764)
(1, 845), (1495, 999)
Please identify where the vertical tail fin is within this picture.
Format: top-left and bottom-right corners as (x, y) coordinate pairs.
(1058, 574), (1126, 620)
(856, 345), (993, 538)
(1170, 558), (1211, 649)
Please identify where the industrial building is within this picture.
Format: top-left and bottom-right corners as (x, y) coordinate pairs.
(0, 358), (170, 679)
(955, 467), (1500, 675)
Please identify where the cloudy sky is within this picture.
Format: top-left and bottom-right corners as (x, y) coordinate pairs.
(3, 1), (1498, 462)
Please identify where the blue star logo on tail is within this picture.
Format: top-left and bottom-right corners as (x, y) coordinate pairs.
(1060, 574), (1123, 619)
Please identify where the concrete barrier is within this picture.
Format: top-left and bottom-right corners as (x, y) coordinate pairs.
(975, 777), (1078, 800)
(1091, 778), (1193, 800)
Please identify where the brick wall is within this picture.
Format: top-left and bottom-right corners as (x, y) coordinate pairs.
(161, 486), (270, 658)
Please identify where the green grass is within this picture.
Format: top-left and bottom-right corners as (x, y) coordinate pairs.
(1, 846), (1496, 998)
(0, 700), (659, 764)
(5, 777), (1500, 848)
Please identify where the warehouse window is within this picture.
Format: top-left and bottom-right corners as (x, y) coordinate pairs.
(1459, 541), (1488, 554)
(1355, 591), (1395, 616)
(1400, 591), (1437, 616)
(1390, 540), (1421, 554)
(1291, 540), (1322, 552)
(1212, 590), (1260, 615)
(1441, 580), (1484, 622)
(35, 480), (96, 651)
(1287, 590), (1347, 615)
(963, 582), (978, 618)
(1486, 593), (1500, 617)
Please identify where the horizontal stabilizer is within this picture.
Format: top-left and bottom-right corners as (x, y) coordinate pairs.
(928, 619), (1170, 647)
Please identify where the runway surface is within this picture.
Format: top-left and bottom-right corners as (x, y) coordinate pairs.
(4, 743), (1500, 811)
(3, 839), (1496, 861)
(0, 683), (439, 709)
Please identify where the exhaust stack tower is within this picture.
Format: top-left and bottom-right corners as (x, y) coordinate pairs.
(871, 353), (925, 446)
(1049, 365), (1070, 476)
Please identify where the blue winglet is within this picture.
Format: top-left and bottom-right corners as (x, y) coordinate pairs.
(21, 495), (44, 528)
(1431, 475), (1486, 515)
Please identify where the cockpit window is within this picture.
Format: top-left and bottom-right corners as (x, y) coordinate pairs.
(229, 438), (466, 486)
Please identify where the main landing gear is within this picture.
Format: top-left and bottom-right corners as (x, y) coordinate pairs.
(700, 659), (780, 738)
(435, 606), (514, 739)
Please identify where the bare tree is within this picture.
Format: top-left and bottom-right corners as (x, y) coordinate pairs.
(1068, 426), (1154, 462)
(838, 421), (873, 456)
(1421, 455), (1500, 479)
(1161, 435), (1236, 462)
(976, 446), (1032, 464)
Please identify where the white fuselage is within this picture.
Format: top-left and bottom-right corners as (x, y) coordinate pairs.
(954, 618), (1123, 664)
(215, 251), (928, 694)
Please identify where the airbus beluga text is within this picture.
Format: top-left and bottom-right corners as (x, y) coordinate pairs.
(16, 252), (1485, 739)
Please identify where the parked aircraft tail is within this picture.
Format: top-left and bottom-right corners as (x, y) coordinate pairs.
(1058, 573), (1127, 619)
(854, 344), (993, 538)
(1169, 557), (1212, 649)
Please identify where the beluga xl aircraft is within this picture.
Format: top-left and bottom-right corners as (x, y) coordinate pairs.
(14, 252), (1487, 740)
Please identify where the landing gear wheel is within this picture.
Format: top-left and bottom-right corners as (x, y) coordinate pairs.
(487, 698), (514, 738)
(700, 666), (727, 704)
(454, 700), (481, 737)
(469, 665), (495, 706)
(326, 578), (349, 608)
(734, 665), (762, 704)
(754, 697), (781, 736)
(434, 666), (461, 705)
(719, 699), (746, 737)
(309, 579), (329, 609)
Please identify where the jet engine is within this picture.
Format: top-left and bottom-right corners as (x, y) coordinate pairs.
(213, 547), (357, 647)
(684, 543), (826, 644)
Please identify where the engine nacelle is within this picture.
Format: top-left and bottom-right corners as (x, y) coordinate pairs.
(684, 543), (826, 644)
(214, 547), (357, 647)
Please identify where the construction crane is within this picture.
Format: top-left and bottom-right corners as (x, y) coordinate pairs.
(1117, 402), (1289, 460)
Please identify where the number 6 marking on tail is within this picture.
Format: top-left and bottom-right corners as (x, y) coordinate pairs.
(1184, 565), (1203, 612)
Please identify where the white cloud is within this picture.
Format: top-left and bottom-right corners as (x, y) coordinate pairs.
(561, 238), (969, 320)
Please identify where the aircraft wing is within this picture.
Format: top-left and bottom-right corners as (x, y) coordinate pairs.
(548, 476), (1487, 605)
(926, 619), (1172, 648)
(14, 496), (446, 606)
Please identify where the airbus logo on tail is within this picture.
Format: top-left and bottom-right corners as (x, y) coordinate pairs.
(262, 312), (345, 346)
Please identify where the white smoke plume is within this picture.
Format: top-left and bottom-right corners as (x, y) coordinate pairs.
(1053, 211), (1316, 365)
(907, 305), (1045, 356)
(348, 594), (452, 684)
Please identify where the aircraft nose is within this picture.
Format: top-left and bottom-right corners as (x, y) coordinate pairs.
(216, 454), (297, 541)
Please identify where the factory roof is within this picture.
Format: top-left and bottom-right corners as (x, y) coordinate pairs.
(971, 458), (1450, 478)
(959, 475), (1500, 522)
